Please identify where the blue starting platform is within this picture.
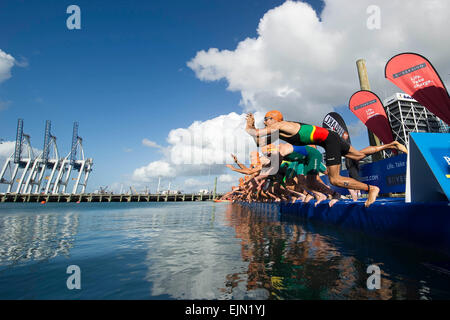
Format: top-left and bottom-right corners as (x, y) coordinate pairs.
(238, 198), (450, 256)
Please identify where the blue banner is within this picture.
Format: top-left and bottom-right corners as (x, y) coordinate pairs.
(321, 154), (407, 195)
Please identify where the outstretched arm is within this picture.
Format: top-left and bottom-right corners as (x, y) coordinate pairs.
(245, 114), (263, 147)
(230, 154), (247, 170)
(245, 113), (282, 141)
(225, 164), (261, 175)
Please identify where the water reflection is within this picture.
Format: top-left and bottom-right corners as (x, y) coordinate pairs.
(0, 212), (79, 265)
(222, 204), (434, 300)
(141, 204), (247, 300)
(0, 202), (447, 299)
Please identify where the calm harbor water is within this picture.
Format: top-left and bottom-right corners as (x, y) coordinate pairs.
(0, 201), (449, 300)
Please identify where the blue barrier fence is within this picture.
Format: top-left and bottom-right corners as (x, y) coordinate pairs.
(321, 154), (407, 195)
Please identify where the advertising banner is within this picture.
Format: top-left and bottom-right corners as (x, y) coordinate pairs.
(322, 154), (407, 195)
(349, 90), (394, 144)
(385, 53), (450, 125)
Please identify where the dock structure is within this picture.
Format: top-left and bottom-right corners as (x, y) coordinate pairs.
(0, 193), (223, 203)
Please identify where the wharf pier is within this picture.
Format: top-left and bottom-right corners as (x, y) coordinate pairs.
(0, 193), (223, 203)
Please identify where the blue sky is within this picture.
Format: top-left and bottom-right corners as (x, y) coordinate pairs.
(1, 0), (448, 193)
(0, 0), (323, 192)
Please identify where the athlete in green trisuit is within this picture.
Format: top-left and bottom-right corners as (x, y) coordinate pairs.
(246, 110), (408, 207)
(265, 143), (342, 207)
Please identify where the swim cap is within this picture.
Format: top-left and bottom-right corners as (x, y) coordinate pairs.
(265, 110), (283, 122)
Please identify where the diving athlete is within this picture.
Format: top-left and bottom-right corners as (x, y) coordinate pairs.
(245, 110), (408, 207)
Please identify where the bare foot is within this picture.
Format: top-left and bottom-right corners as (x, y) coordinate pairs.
(364, 185), (380, 207)
(304, 194), (314, 203)
(393, 141), (408, 154)
(329, 199), (339, 207)
(314, 193), (327, 207)
(349, 189), (358, 202)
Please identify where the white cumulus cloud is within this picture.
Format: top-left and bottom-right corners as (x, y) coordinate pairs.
(218, 174), (236, 183)
(129, 112), (262, 185)
(0, 49), (17, 83)
(131, 160), (176, 182)
(167, 112), (258, 166)
(0, 141), (42, 160)
(184, 178), (205, 187)
(0, 141), (15, 160)
(188, 0), (450, 125)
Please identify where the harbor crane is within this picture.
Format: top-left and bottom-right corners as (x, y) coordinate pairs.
(0, 119), (35, 193)
(0, 119), (94, 195)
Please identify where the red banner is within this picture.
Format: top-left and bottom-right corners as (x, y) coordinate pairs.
(349, 90), (394, 144)
(385, 53), (450, 125)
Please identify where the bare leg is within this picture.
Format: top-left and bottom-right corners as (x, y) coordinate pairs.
(360, 141), (407, 155)
(284, 187), (306, 202)
(345, 141), (408, 162)
(327, 164), (379, 207)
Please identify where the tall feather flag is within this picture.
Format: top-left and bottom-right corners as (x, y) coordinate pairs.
(349, 90), (394, 145)
(385, 52), (450, 125)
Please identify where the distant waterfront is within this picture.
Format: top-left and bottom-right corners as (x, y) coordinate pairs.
(0, 192), (223, 203)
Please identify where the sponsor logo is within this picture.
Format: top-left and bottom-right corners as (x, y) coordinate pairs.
(386, 174), (406, 186)
(393, 63), (426, 78)
(354, 99), (377, 111)
(323, 115), (346, 136)
(366, 108), (378, 119)
(386, 98), (395, 104)
(410, 75), (433, 89)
